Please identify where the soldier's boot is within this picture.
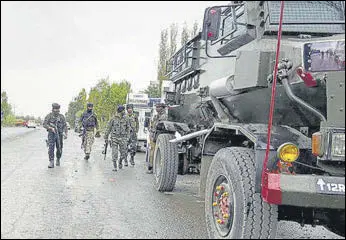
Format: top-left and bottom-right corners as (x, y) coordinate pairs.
(130, 155), (135, 166)
(118, 160), (123, 169)
(112, 161), (117, 172)
(84, 154), (90, 160)
(124, 159), (129, 167)
(48, 160), (54, 168)
(56, 158), (60, 166)
(146, 165), (153, 174)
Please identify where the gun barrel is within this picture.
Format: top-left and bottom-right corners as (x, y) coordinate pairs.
(103, 141), (108, 160)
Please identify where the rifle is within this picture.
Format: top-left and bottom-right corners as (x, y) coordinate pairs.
(80, 113), (95, 149)
(49, 122), (61, 153)
(79, 128), (86, 149)
(102, 139), (108, 160)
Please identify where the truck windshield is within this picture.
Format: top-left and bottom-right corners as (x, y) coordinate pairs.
(266, 1), (345, 34)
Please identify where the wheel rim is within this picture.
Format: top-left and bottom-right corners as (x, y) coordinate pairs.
(211, 175), (234, 237)
(154, 148), (162, 180)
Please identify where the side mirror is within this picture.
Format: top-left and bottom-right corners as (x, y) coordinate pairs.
(202, 7), (222, 41)
(303, 40), (345, 72)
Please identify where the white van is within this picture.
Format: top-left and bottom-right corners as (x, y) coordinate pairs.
(133, 107), (152, 151)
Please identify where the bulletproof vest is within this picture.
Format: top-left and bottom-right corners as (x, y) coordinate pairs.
(111, 115), (128, 137)
(82, 111), (97, 129)
(128, 114), (138, 130)
(49, 113), (64, 133)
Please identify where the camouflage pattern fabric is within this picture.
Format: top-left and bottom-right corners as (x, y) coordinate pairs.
(104, 112), (130, 168)
(128, 131), (137, 157)
(47, 132), (63, 161)
(43, 112), (67, 161)
(79, 110), (99, 158)
(83, 130), (95, 154)
(128, 113), (139, 133)
(127, 113), (139, 157)
(111, 138), (128, 167)
(149, 110), (168, 142)
(148, 110), (168, 168)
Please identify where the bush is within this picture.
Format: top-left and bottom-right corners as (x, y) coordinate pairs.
(1, 114), (16, 126)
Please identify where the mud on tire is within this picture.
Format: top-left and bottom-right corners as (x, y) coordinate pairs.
(205, 147), (278, 239)
(153, 134), (179, 192)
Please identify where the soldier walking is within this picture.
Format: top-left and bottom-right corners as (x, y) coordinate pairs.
(104, 105), (131, 171)
(126, 104), (139, 166)
(79, 103), (100, 160)
(147, 103), (168, 174)
(43, 103), (68, 168)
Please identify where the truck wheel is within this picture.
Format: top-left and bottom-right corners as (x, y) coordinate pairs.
(325, 210), (345, 237)
(205, 147), (278, 239)
(325, 224), (345, 237)
(153, 134), (178, 192)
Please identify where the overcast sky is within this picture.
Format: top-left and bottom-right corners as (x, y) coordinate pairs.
(1, 1), (229, 119)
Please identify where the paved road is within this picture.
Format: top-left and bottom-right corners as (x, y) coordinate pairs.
(1, 127), (343, 239)
(310, 53), (341, 71)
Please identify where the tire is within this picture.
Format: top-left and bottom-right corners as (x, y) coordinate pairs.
(325, 224), (345, 237)
(324, 210), (345, 237)
(205, 147), (278, 239)
(153, 134), (178, 192)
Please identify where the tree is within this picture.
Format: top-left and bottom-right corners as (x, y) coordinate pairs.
(190, 21), (199, 38)
(157, 28), (169, 90)
(1, 91), (17, 126)
(181, 21), (190, 47)
(66, 88), (87, 128)
(1, 91), (12, 117)
(66, 77), (131, 131)
(169, 23), (178, 59)
(144, 84), (161, 98)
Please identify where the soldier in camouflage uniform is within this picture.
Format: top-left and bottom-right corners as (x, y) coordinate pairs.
(79, 103), (99, 160)
(126, 104), (139, 166)
(43, 103), (68, 168)
(147, 103), (168, 174)
(104, 105), (131, 171)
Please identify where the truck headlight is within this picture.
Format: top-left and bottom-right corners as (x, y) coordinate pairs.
(277, 142), (299, 162)
(331, 133), (345, 157)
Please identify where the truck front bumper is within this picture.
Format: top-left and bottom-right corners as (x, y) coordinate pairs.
(262, 172), (345, 209)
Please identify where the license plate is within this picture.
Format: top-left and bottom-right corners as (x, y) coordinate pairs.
(316, 178), (345, 195)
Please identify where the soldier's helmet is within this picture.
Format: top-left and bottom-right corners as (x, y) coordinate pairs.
(87, 102), (93, 108)
(52, 103), (60, 109)
(126, 104), (134, 110)
(117, 105), (125, 113)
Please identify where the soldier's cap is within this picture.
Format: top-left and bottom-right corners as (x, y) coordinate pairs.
(87, 102), (93, 107)
(155, 103), (166, 108)
(117, 105), (125, 112)
(52, 103), (60, 109)
(126, 104), (134, 110)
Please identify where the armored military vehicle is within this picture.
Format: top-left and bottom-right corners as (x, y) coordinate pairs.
(148, 1), (345, 238)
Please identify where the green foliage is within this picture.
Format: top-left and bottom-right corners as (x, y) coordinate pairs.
(2, 114), (16, 126)
(169, 23), (178, 59)
(144, 85), (161, 98)
(1, 91), (13, 117)
(157, 28), (169, 89)
(1, 91), (16, 126)
(66, 88), (88, 127)
(67, 78), (131, 131)
(154, 21), (200, 94)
